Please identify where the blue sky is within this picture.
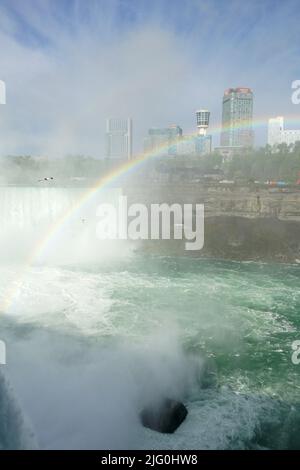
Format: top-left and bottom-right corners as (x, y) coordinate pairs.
(0, 0), (300, 156)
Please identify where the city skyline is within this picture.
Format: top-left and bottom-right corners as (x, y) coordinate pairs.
(0, 0), (300, 157)
(143, 109), (213, 158)
(221, 87), (254, 148)
(1, 0), (300, 457)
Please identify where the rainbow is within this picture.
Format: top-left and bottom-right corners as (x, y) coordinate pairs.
(30, 119), (263, 262)
(31, 115), (300, 262)
(1, 116), (300, 311)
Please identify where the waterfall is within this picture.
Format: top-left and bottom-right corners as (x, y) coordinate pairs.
(0, 186), (125, 265)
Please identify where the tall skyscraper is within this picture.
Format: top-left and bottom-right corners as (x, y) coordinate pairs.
(144, 125), (182, 156)
(221, 87), (254, 148)
(268, 116), (300, 147)
(105, 118), (132, 160)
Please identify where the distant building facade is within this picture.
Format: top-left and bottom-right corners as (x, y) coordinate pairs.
(105, 118), (132, 160)
(196, 109), (210, 136)
(144, 110), (213, 159)
(176, 135), (211, 156)
(268, 116), (300, 147)
(221, 87), (254, 148)
(176, 109), (212, 156)
(268, 116), (284, 146)
(144, 125), (182, 156)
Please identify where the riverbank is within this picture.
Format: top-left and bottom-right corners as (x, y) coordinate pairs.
(124, 184), (300, 263)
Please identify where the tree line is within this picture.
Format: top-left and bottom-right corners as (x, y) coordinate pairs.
(1, 143), (300, 185)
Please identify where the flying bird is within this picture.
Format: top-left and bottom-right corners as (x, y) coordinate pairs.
(38, 177), (54, 182)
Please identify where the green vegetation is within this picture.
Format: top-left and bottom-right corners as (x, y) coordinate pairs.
(0, 155), (112, 185)
(151, 144), (300, 184)
(224, 143), (300, 183)
(1, 144), (300, 186)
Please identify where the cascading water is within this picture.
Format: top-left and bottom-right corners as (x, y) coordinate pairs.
(0, 187), (299, 449)
(0, 186), (127, 265)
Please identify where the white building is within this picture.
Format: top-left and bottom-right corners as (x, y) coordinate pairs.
(281, 129), (300, 146)
(268, 116), (300, 147)
(268, 116), (284, 146)
(105, 118), (132, 160)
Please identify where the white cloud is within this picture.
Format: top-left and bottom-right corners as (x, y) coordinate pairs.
(0, 0), (299, 156)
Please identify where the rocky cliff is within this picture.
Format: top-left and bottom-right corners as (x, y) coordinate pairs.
(123, 184), (300, 263)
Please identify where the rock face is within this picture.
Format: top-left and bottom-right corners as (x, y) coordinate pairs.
(140, 398), (188, 434)
(124, 184), (300, 263)
(124, 184), (300, 222)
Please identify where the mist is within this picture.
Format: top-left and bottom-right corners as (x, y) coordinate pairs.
(1, 0), (300, 454)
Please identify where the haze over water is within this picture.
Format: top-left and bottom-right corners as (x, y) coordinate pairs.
(1, 0), (300, 453)
(0, 187), (299, 450)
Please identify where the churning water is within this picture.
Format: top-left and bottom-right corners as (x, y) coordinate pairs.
(0, 187), (300, 449)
